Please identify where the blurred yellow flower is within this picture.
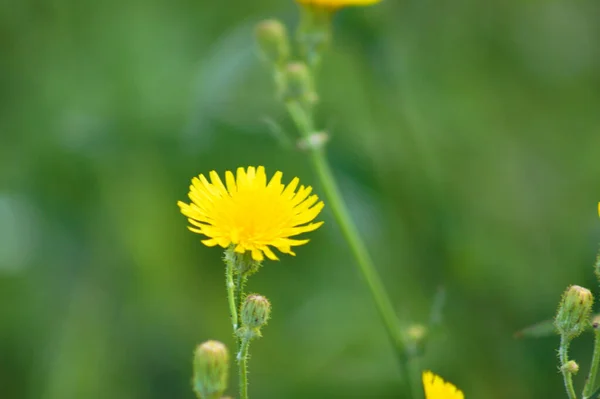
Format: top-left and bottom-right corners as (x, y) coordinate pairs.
(423, 371), (464, 399)
(597, 202), (599, 217)
(296, 0), (381, 9)
(178, 166), (324, 261)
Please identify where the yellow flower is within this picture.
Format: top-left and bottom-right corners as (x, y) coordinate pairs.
(422, 371), (464, 399)
(178, 166), (324, 261)
(296, 0), (381, 9)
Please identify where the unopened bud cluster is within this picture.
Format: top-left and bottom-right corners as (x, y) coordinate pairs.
(555, 285), (593, 339)
(254, 18), (319, 106)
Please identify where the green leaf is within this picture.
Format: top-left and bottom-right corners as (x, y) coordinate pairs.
(515, 314), (600, 339)
(514, 318), (556, 339)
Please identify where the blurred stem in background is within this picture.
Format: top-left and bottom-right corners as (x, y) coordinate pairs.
(285, 100), (413, 394)
(582, 317), (600, 399)
(583, 249), (600, 399)
(256, 7), (415, 397)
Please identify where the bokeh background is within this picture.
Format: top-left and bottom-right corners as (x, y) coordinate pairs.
(2, 0), (600, 398)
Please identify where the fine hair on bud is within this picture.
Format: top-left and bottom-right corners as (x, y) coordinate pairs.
(555, 285), (594, 339)
(193, 340), (230, 399)
(255, 19), (290, 66)
(241, 294), (271, 330)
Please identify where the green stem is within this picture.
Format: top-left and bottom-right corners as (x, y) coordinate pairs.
(235, 273), (247, 321)
(407, 356), (421, 399)
(238, 336), (251, 399)
(235, 272), (248, 347)
(225, 250), (239, 332)
(583, 329), (600, 399)
(285, 101), (413, 398)
(560, 335), (578, 399)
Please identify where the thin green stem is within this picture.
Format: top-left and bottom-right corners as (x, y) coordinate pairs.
(560, 335), (578, 399)
(235, 272), (248, 348)
(225, 251), (239, 332)
(584, 328), (600, 399)
(235, 273), (247, 321)
(407, 356), (421, 399)
(285, 101), (413, 398)
(238, 336), (251, 399)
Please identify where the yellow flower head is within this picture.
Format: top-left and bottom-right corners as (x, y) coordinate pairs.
(423, 371), (464, 399)
(296, 0), (381, 10)
(178, 166), (324, 261)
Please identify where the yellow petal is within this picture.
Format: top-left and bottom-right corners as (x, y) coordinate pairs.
(261, 246), (279, 261)
(251, 248), (264, 261)
(282, 177), (300, 199)
(225, 170), (237, 194)
(422, 371), (464, 399)
(210, 170), (228, 196)
(256, 166), (267, 188)
(267, 171), (283, 192)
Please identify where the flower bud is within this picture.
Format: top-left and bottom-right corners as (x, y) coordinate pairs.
(284, 62), (316, 105)
(561, 360), (580, 375)
(241, 294), (271, 330)
(555, 285), (593, 339)
(255, 19), (290, 66)
(405, 324), (428, 356)
(193, 340), (229, 399)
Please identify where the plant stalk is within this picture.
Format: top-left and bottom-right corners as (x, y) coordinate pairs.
(560, 335), (578, 399)
(285, 100), (413, 398)
(225, 252), (239, 332)
(235, 272), (247, 341)
(584, 328), (600, 399)
(237, 337), (251, 399)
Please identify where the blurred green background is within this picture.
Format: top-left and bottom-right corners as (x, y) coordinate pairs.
(2, 0), (600, 398)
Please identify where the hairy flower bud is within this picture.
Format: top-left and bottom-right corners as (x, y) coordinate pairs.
(241, 294), (271, 330)
(193, 340), (229, 399)
(562, 360), (580, 375)
(555, 285), (593, 339)
(255, 19), (290, 66)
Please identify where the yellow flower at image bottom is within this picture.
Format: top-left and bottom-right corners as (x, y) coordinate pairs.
(178, 166), (324, 261)
(296, 0), (381, 9)
(423, 371), (464, 399)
